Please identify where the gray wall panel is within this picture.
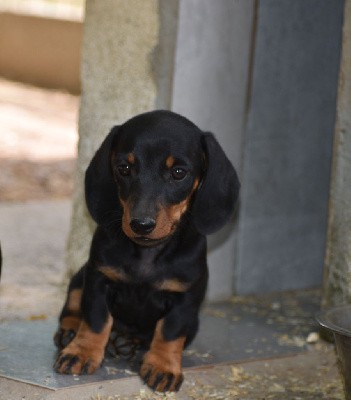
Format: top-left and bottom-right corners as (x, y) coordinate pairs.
(236, 0), (344, 294)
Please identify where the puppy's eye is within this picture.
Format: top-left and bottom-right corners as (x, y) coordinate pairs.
(117, 165), (131, 177)
(171, 167), (187, 180)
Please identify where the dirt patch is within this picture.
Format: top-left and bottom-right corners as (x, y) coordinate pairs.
(0, 78), (78, 201)
(0, 158), (75, 201)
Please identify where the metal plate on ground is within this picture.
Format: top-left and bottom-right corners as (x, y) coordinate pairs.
(0, 290), (320, 389)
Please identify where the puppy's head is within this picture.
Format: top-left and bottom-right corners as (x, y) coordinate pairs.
(85, 110), (240, 245)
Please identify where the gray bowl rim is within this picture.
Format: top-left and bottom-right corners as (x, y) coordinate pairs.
(316, 304), (351, 338)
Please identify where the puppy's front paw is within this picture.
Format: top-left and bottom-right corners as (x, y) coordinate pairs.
(54, 317), (113, 375)
(54, 341), (103, 375)
(140, 351), (184, 392)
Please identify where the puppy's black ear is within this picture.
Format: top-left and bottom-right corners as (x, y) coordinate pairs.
(192, 132), (240, 235)
(85, 126), (121, 225)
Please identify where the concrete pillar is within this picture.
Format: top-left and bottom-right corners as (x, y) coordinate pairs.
(66, 0), (179, 278)
(323, 0), (351, 307)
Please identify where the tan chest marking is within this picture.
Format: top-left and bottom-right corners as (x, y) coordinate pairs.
(155, 278), (190, 293)
(98, 266), (129, 282)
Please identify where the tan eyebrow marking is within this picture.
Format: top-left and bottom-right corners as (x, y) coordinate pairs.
(166, 155), (175, 168)
(127, 153), (135, 164)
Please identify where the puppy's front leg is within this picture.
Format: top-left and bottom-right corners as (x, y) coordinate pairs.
(54, 270), (112, 375)
(140, 319), (186, 392)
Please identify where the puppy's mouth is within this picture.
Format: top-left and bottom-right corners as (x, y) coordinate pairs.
(131, 235), (170, 247)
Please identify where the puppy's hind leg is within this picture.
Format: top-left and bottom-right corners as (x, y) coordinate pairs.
(54, 266), (85, 350)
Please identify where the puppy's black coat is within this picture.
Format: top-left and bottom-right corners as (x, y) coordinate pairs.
(54, 110), (240, 392)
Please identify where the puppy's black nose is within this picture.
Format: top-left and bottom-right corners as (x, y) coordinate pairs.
(130, 218), (156, 235)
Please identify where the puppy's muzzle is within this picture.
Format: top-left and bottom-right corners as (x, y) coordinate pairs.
(130, 217), (156, 235)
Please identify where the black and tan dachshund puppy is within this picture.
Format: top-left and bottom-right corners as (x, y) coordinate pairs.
(54, 110), (240, 392)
